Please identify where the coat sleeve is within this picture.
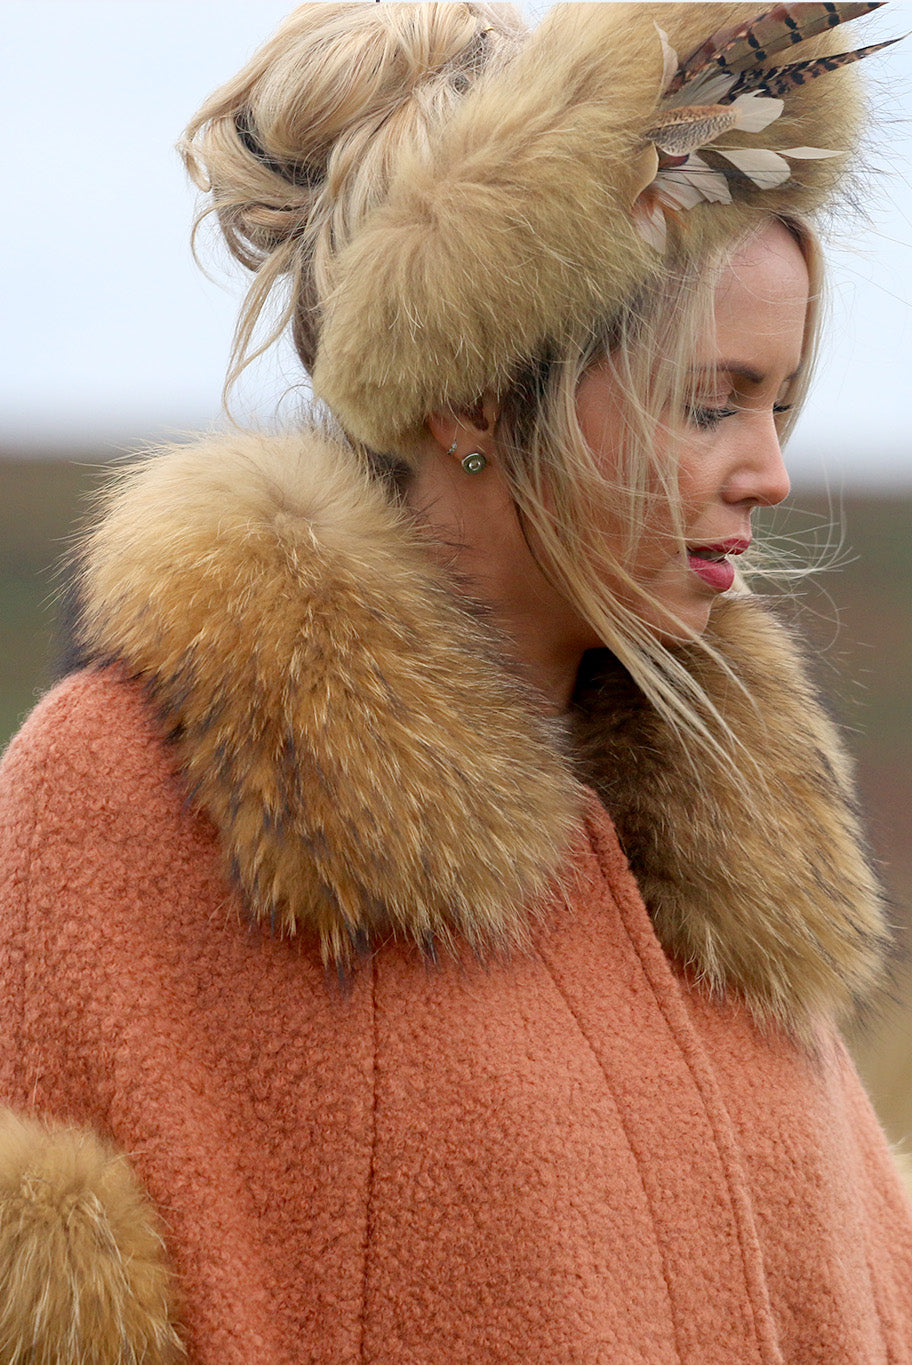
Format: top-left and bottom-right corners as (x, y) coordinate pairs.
(0, 676), (185, 1365)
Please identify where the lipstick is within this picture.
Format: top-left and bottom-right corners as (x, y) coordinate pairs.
(686, 539), (750, 594)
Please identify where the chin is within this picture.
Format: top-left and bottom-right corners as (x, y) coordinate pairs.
(643, 596), (714, 645)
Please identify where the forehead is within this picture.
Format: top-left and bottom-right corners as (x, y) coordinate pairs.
(709, 224), (810, 370)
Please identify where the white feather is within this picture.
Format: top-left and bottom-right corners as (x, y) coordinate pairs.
(669, 68), (737, 107)
(731, 93), (784, 133)
(654, 175), (705, 212)
(712, 146), (791, 189)
(655, 26), (678, 92)
(780, 145), (841, 159)
(658, 154), (732, 208)
(678, 153), (732, 204)
(633, 199), (668, 253)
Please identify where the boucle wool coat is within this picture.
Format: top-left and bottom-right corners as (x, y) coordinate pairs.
(1, 429), (911, 1364)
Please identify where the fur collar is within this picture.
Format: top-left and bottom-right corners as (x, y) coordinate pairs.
(78, 428), (887, 1036)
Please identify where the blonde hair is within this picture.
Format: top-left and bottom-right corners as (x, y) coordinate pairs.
(180, 2), (525, 387)
(181, 4), (825, 766)
(495, 216), (825, 758)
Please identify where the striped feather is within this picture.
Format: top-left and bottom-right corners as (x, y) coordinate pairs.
(667, 2), (884, 97)
(720, 35), (901, 101)
(646, 105), (740, 157)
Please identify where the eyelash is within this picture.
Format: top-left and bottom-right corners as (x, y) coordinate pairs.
(688, 405), (736, 431)
(687, 402), (793, 432)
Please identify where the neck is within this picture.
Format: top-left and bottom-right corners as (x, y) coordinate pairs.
(406, 452), (595, 714)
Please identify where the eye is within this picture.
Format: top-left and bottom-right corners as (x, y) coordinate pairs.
(773, 403), (793, 418)
(687, 405), (737, 431)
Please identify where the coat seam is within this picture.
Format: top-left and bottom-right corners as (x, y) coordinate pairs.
(629, 951), (772, 1361)
(359, 954), (379, 1364)
(536, 954), (686, 1364)
(862, 1248), (895, 1365)
(7, 713), (55, 1110)
(595, 828), (782, 1365)
(850, 1133), (898, 1364)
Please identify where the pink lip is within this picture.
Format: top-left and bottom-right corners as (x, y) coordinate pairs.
(688, 554), (735, 592)
(685, 539), (750, 594)
(690, 538), (751, 556)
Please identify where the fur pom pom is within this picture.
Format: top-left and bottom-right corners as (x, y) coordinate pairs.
(0, 1110), (184, 1364)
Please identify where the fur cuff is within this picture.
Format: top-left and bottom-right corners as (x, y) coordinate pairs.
(0, 1109), (184, 1364)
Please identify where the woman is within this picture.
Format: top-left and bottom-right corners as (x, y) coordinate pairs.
(0, 4), (910, 1362)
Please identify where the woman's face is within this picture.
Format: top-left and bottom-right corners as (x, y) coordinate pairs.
(576, 219), (809, 642)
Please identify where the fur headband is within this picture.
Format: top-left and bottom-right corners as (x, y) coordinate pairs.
(312, 2), (889, 452)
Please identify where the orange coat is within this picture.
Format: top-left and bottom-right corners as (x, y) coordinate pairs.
(1, 430), (910, 1363)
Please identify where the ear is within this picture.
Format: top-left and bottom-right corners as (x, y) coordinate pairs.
(427, 392), (501, 462)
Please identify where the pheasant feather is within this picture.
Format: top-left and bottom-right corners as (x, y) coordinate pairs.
(645, 106), (740, 158)
(632, 3), (900, 252)
(720, 35), (903, 101)
(667, 2), (884, 96)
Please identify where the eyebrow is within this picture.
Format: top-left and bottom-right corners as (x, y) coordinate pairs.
(691, 361), (803, 384)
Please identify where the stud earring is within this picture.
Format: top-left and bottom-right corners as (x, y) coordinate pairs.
(461, 451), (487, 474)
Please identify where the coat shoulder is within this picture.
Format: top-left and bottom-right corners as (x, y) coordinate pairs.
(1, 666), (181, 825)
(0, 665), (207, 997)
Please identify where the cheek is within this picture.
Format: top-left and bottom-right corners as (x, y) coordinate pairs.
(675, 447), (710, 512)
(668, 425), (728, 521)
(576, 362), (711, 565)
(576, 363), (683, 505)
(574, 360), (627, 477)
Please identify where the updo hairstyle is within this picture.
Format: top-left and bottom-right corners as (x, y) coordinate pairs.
(180, 2), (525, 385)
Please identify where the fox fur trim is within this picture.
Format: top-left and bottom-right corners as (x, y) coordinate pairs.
(572, 597), (889, 1037)
(77, 428), (888, 1036)
(79, 429), (582, 967)
(0, 1109), (184, 1364)
(314, 3), (863, 452)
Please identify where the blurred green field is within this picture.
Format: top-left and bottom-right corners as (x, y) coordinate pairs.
(1, 457), (99, 740)
(2, 452), (911, 1138)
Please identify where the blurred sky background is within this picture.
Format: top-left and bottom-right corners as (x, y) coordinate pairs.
(2, 0), (911, 486)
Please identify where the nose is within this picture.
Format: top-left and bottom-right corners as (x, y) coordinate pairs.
(725, 412), (791, 508)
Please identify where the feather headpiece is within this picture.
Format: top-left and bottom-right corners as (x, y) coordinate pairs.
(313, 3), (899, 453)
(634, 3), (900, 250)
